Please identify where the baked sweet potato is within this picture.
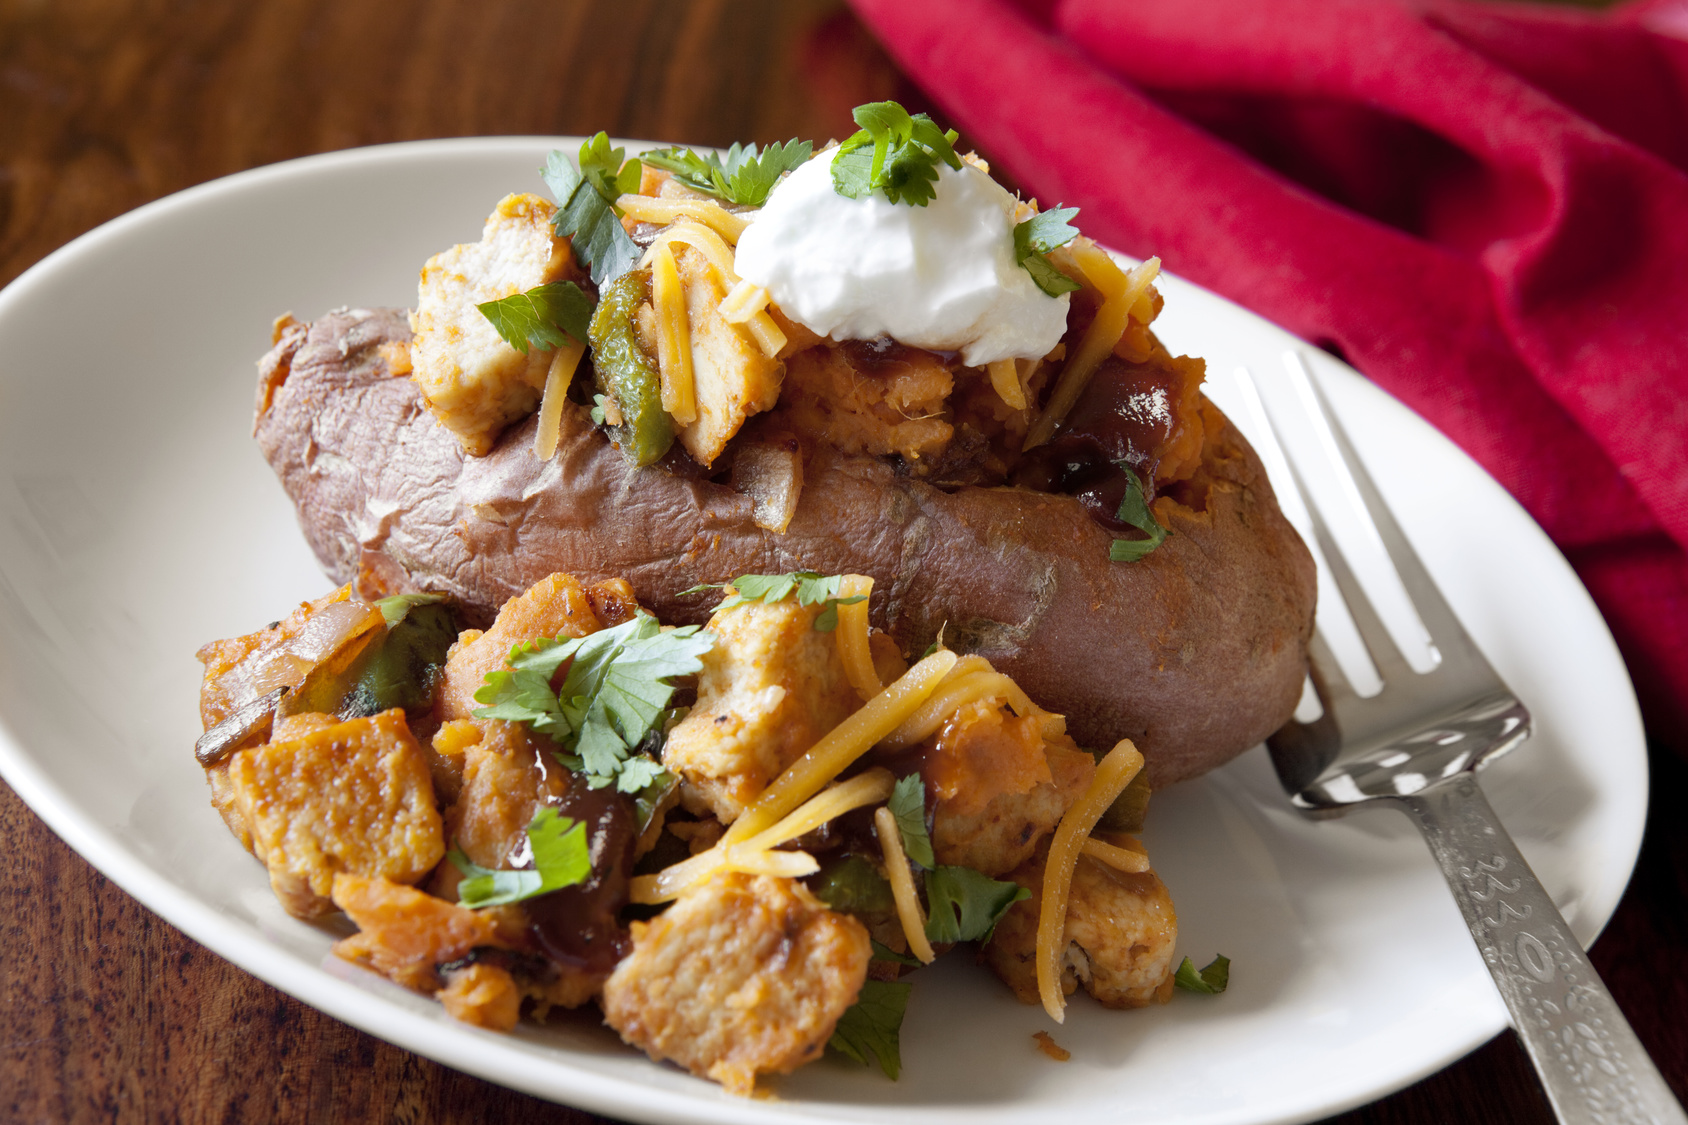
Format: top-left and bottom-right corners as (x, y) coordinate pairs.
(255, 307), (1315, 786)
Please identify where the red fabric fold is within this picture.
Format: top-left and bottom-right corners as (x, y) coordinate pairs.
(844, 0), (1688, 747)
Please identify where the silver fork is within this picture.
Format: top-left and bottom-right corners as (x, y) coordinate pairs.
(1240, 356), (1686, 1125)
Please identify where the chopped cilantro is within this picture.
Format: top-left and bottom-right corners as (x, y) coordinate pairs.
(1174, 954), (1231, 994)
(476, 281), (594, 355)
(681, 571), (866, 632)
(810, 855), (895, 915)
(831, 100), (962, 207)
(641, 139), (813, 207)
(885, 775), (1027, 943)
(870, 939), (921, 967)
(589, 393), (610, 426)
(472, 614), (711, 792)
(924, 864), (1030, 944)
(828, 979), (911, 1080)
(1013, 206), (1083, 297)
(541, 135), (642, 285)
(449, 807), (590, 908)
(1109, 464), (1170, 562)
(887, 774), (934, 869)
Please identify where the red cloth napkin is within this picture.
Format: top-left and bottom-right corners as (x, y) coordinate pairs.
(845, 0), (1688, 749)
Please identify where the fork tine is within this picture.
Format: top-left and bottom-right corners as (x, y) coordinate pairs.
(1284, 352), (1482, 670)
(1250, 367), (1415, 684)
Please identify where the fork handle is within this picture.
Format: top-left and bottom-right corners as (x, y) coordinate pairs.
(1398, 774), (1685, 1125)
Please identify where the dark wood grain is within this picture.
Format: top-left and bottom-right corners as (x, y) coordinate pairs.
(1, 2), (1683, 1122)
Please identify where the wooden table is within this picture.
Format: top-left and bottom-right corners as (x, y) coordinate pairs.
(2, 2), (1683, 1121)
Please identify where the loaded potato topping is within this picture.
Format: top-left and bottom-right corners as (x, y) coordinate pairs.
(194, 568), (1198, 1094)
(405, 103), (1206, 553)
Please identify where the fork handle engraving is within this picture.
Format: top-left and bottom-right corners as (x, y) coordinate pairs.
(1399, 775), (1686, 1125)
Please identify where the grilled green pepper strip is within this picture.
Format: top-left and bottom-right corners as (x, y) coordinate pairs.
(587, 270), (673, 467)
(341, 600), (460, 717)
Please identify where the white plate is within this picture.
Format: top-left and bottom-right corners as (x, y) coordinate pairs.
(0, 138), (1648, 1125)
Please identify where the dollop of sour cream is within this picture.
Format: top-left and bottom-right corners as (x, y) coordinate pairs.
(732, 153), (1069, 367)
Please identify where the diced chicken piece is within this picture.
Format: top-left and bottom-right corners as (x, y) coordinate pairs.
(775, 340), (953, 461)
(921, 699), (1095, 876)
(602, 872), (871, 1095)
(331, 873), (503, 992)
(984, 837), (1178, 1010)
(435, 572), (608, 723)
(409, 193), (582, 456)
(445, 718), (569, 870)
(227, 709), (445, 918)
(671, 247), (783, 468)
(438, 962), (523, 1031)
(663, 596), (860, 823)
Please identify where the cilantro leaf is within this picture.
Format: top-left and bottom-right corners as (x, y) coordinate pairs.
(870, 939), (921, 967)
(472, 614), (712, 792)
(641, 139), (813, 207)
(681, 571), (866, 632)
(1109, 463), (1169, 562)
(449, 807), (590, 908)
(810, 855), (895, 915)
(831, 100), (962, 207)
(541, 138), (641, 285)
(888, 774), (934, 869)
(577, 132), (643, 201)
(476, 281), (594, 355)
(1174, 954), (1231, 994)
(924, 865), (1030, 944)
(828, 979), (911, 1080)
(1013, 206), (1083, 297)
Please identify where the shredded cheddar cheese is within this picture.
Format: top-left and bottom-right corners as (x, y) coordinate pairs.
(835, 574), (881, 701)
(722, 649), (959, 847)
(875, 805), (936, 964)
(879, 661), (1034, 752)
(631, 769), (895, 904)
(718, 279), (772, 324)
(1036, 738), (1146, 1022)
(615, 194), (750, 244)
(1079, 837), (1152, 874)
(649, 241), (697, 425)
(987, 357), (1027, 410)
(532, 339), (584, 461)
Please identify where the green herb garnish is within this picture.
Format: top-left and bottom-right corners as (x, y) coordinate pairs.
(1014, 206), (1083, 297)
(885, 775), (1030, 943)
(471, 614), (712, 792)
(831, 100), (962, 207)
(888, 773), (935, 869)
(810, 855), (895, 915)
(681, 571), (866, 632)
(1108, 464), (1169, 562)
(641, 139), (813, 207)
(476, 281), (594, 355)
(1173, 954), (1231, 994)
(541, 134), (642, 285)
(828, 979), (912, 1080)
(449, 807), (590, 908)
(924, 864), (1030, 944)
(870, 939), (922, 967)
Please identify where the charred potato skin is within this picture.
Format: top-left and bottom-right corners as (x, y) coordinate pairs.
(257, 309), (1315, 786)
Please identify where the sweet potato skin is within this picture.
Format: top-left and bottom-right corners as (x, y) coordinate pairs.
(256, 309), (1315, 785)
